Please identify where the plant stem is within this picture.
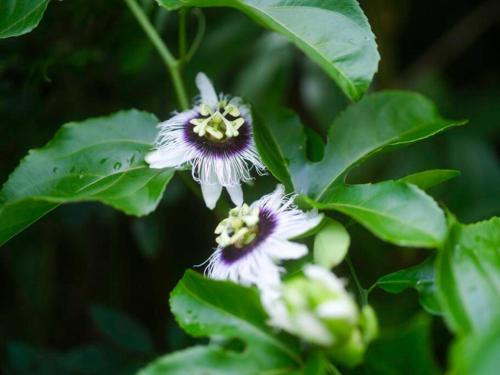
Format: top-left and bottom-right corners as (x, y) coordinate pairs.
(125, 0), (189, 110)
(346, 254), (368, 306)
(178, 8), (188, 63)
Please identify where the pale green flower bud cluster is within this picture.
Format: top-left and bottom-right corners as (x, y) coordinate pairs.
(215, 204), (260, 248)
(264, 265), (378, 367)
(190, 100), (245, 141)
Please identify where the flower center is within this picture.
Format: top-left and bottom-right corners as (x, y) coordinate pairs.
(190, 100), (245, 141)
(215, 204), (260, 248)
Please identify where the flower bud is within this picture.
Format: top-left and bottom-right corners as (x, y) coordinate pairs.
(262, 264), (378, 367)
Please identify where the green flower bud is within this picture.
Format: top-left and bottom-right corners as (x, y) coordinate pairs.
(262, 265), (378, 367)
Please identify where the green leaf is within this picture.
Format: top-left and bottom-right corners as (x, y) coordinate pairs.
(399, 169), (460, 190)
(0, 110), (174, 247)
(307, 181), (447, 248)
(0, 0), (49, 38)
(90, 305), (154, 356)
(436, 217), (500, 335)
(374, 256), (441, 314)
(157, 0), (380, 101)
(140, 270), (301, 374)
(357, 315), (440, 375)
(254, 92), (465, 200)
(449, 322), (500, 375)
(313, 218), (350, 268)
(253, 110), (294, 189)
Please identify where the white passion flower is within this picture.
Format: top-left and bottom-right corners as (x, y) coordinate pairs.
(145, 72), (265, 209)
(204, 185), (323, 289)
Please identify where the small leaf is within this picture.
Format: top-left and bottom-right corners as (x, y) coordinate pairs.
(436, 216), (500, 335)
(313, 218), (350, 268)
(90, 305), (154, 356)
(0, 0), (49, 38)
(157, 0), (380, 100)
(307, 181), (447, 248)
(139, 270), (302, 374)
(399, 169), (460, 190)
(0, 110), (174, 247)
(374, 256), (441, 314)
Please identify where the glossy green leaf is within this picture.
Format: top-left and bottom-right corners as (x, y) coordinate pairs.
(449, 322), (500, 375)
(254, 92), (465, 200)
(139, 271), (301, 374)
(399, 169), (460, 190)
(253, 110), (293, 189)
(157, 0), (379, 101)
(374, 256), (441, 314)
(0, 0), (49, 38)
(0, 110), (174, 246)
(90, 305), (154, 356)
(313, 218), (350, 268)
(436, 217), (500, 335)
(307, 181), (447, 248)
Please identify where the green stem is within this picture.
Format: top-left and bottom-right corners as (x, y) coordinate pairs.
(185, 9), (206, 62)
(346, 255), (368, 306)
(125, 0), (189, 110)
(178, 8), (188, 63)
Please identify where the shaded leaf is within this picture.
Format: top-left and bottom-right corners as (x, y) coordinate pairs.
(90, 305), (154, 356)
(157, 0), (379, 101)
(307, 181), (447, 248)
(374, 256), (441, 314)
(0, 110), (173, 246)
(0, 0), (49, 38)
(436, 216), (500, 335)
(354, 315), (440, 375)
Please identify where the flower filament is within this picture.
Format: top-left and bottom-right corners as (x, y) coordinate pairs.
(190, 101), (245, 141)
(215, 204), (260, 248)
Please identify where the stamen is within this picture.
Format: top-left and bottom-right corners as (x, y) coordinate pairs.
(191, 100), (246, 141)
(215, 204), (260, 248)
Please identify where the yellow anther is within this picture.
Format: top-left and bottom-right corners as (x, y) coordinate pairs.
(200, 103), (212, 116)
(232, 118), (245, 130)
(191, 101), (246, 141)
(215, 204), (260, 248)
(206, 127), (224, 140)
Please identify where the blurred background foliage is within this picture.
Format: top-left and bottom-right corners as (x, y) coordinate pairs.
(0, 0), (499, 373)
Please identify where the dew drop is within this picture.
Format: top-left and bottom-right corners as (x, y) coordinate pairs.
(113, 162), (122, 170)
(100, 157), (108, 165)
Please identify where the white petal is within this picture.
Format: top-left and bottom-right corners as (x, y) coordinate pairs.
(226, 185), (244, 206)
(293, 312), (333, 346)
(196, 72), (218, 107)
(317, 300), (358, 322)
(264, 238), (308, 260)
(253, 184), (285, 212)
(304, 264), (345, 293)
(201, 181), (223, 209)
(145, 147), (190, 169)
(275, 209), (323, 240)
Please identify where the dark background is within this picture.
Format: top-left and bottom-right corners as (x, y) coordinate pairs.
(1, 0), (499, 373)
